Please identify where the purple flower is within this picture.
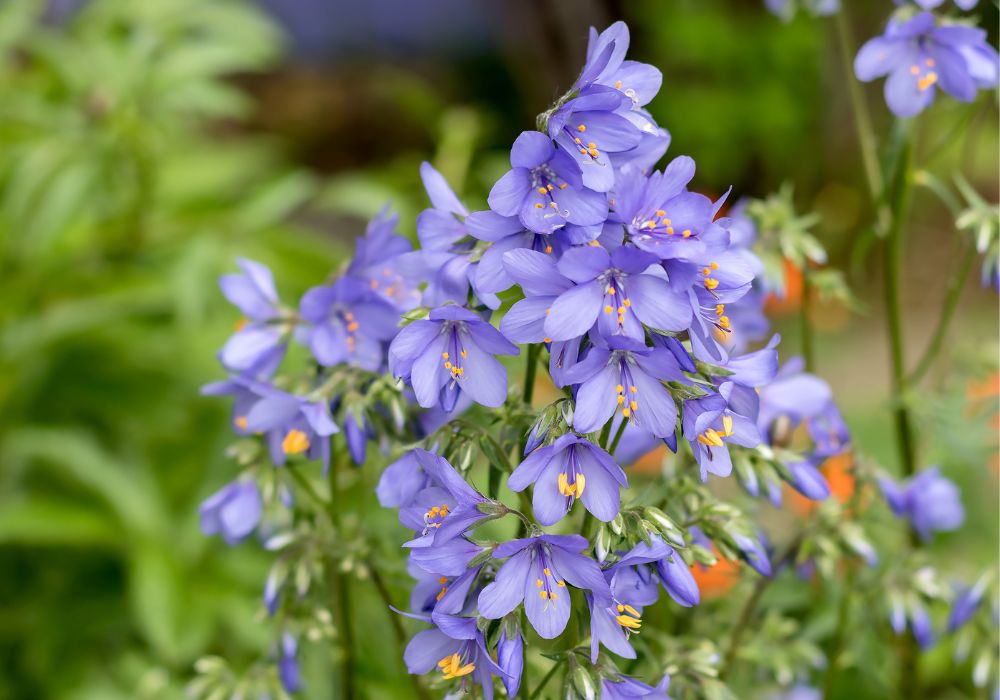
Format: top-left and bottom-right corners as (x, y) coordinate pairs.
(218, 258), (291, 377)
(540, 245), (690, 344)
(240, 382), (340, 472)
(407, 537), (485, 614)
(613, 537), (701, 608)
(683, 391), (761, 480)
(855, 12), (999, 117)
(508, 434), (628, 525)
(578, 22), (663, 108)
(199, 479), (262, 545)
(389, 305), (519, 411)
(497, 628), (524, 698)
(298, 277), (400, 370)
(547, 87), (644, 192)
(376, 451), (431, 510)
(478, 534), (612, 639)
(497, 249), (574, 344)
(563, 337), (687, 439)
(343, 411), (373, 465)
(488, 130), (609, 234)
(278, 633), (302, 693)
(401, 450), (495, 546)
(890, 597), (936, 649)
(601, 673), (672, 699)
(948, 577), (987, 632)
(879, 466), (965, 541)
(347, 208), (422, 311)
(398, 163), (501, 309)
(403, 617), (505, 699)
(903, 0), (979, 10)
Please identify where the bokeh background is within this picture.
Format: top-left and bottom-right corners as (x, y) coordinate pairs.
(0, 0), (996, 698)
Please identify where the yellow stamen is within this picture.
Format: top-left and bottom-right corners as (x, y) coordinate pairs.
(577, 124), (586, 132)
(282, 429), (311, 455)
(234, 416), (248, 431)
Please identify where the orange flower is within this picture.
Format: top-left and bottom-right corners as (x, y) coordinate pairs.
(691, 547), (741, 599)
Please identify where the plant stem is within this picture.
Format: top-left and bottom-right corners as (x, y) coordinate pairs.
(608, 419), (629, 456)
(327, 450), (356, 700)
(908, 241), (976, 384)
(286, 463), (327, 509)
(800, 267), (816, 372)
(834, 9), (883, 199)
(529, 662), (562, 700)
(523, 343), (541, 406)
(882, 124), (917, 478)
(368, 559), (431, 700)
(822, 562), (857, 697)
(720, 573), (769, 680)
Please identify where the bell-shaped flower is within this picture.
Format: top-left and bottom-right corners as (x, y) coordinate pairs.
(389, 305), (519, 411)
(218, 258), (292, 377)
(508, 434), (628, 525)
(879, 466), (965, 541)
(488, 130), (609, 234)
(478, 534), (612, 639)
(855, 12), (999, 117)
(600, 673), (672, 699)
(403, 616), (506, 699)
(401, 450), (495, 547)
(199, 478), (262, 545)
(346, 208), (422, 311)
(298, 277), (400, 371)
(547, 87), (644, 192)
(565, 336), (687, 439)
(541, 244), (691, 344)
(241, 381), (339, 472)
(682, 390), (761, 480)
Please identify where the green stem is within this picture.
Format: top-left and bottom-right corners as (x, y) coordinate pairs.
(327, 449), (356, 700)
(882, 124), (917, 478)
(834, 9), (883, 199)
(523, 343), (541, 406)
(368, 559), (431, 700)
(720, 574), (769, 681)
(529, 662), (562, 700)
(800, 267), (816, 372)
(908, 241), (976, 384)
(822, 562), (857, 697)
(608, 419), (629, 456)
(286, 463), (327, 509)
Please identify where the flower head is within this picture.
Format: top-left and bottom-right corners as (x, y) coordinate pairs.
(478, 534), (612, 639)
(389, 305), (519, 411)
(879, 466), (965, 541)
(855, 12), (999, 117)
(600, 673), (672, 699)
(683, 390), (761, 481)
(508, 434), (628, 525)
(218, 258), (292, 377)
(403, 616), (505, 699)
(199, 479), (262, 545)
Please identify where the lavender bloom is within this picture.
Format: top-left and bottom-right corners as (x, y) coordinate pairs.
(403, 616), (505, 699)
(347, 208), (422, 311)
(563, 336), (688, 439)
(508, 434), (628, 525)
(890, 597), (936, 649)
(902, 0), (979, 10)
(488, 130), (609, 234)
(407, 537), (485, 614)
(298, 277), (400, 370)
(547, 86), (644, 192)
(343, 411), (373, 465)
(218, 258), (290, 377)
(683, 392), (761, 480)
(241, 382), (339, 472)
(948, 577), (987, 632)
(403, 450), (494, 546)
(879, 467), (965, 541)
(613, 537), (700, 609)
(389, 305), (519, 411)
(541, 245), (690, 343)
(855, 12), (999, 117)
(577, 22), (662, 105)
(376, 451), (432, 510)
(199, 479), (262, 545)
(478, 534), (612, 639)
(497, 628), (524, 698)
(278, 633), (302, 693)
(600, 673), (672, 699)
(498, 248), (574, 344)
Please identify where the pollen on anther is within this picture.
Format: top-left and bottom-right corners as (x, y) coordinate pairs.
(577, 124), (586, 132)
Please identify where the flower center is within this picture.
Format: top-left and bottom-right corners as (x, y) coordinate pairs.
(535, 562), (567, 607)
(701, 262), (720, 293)
(558, 447), (586, 501)
(910, 57), (938, 92)
(340, 310), (360, 353)
(633, 208), (693, 239)
(282, 429), (311, 455)
(615, 602), (642, 634)
(436, 575), (449, 602)
(570, 122), (602, 160)
(602, 277), (633, 333)
(441, 326), (468, 380)
(437, 652), (475, 680)
(697, 415), (734, 449)
(234, 415), (249, 431)
(530, 164), (571, 221)
(422, 503), (450, 534)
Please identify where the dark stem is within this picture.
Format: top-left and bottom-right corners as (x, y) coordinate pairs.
(882, 126), (917, 478)
(908, 241), (976, 384)
(822, 562), (857, 697)
(523, 343), (541, 406)
(608, 419), (629, 456)
(327, 449), (356, 700)
(529, 662), (562, 700)
(800, 267), (816, 372)
(368, 560), (431, 700)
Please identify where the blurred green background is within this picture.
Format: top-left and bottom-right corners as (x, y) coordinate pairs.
(0, 0), (996, 698)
